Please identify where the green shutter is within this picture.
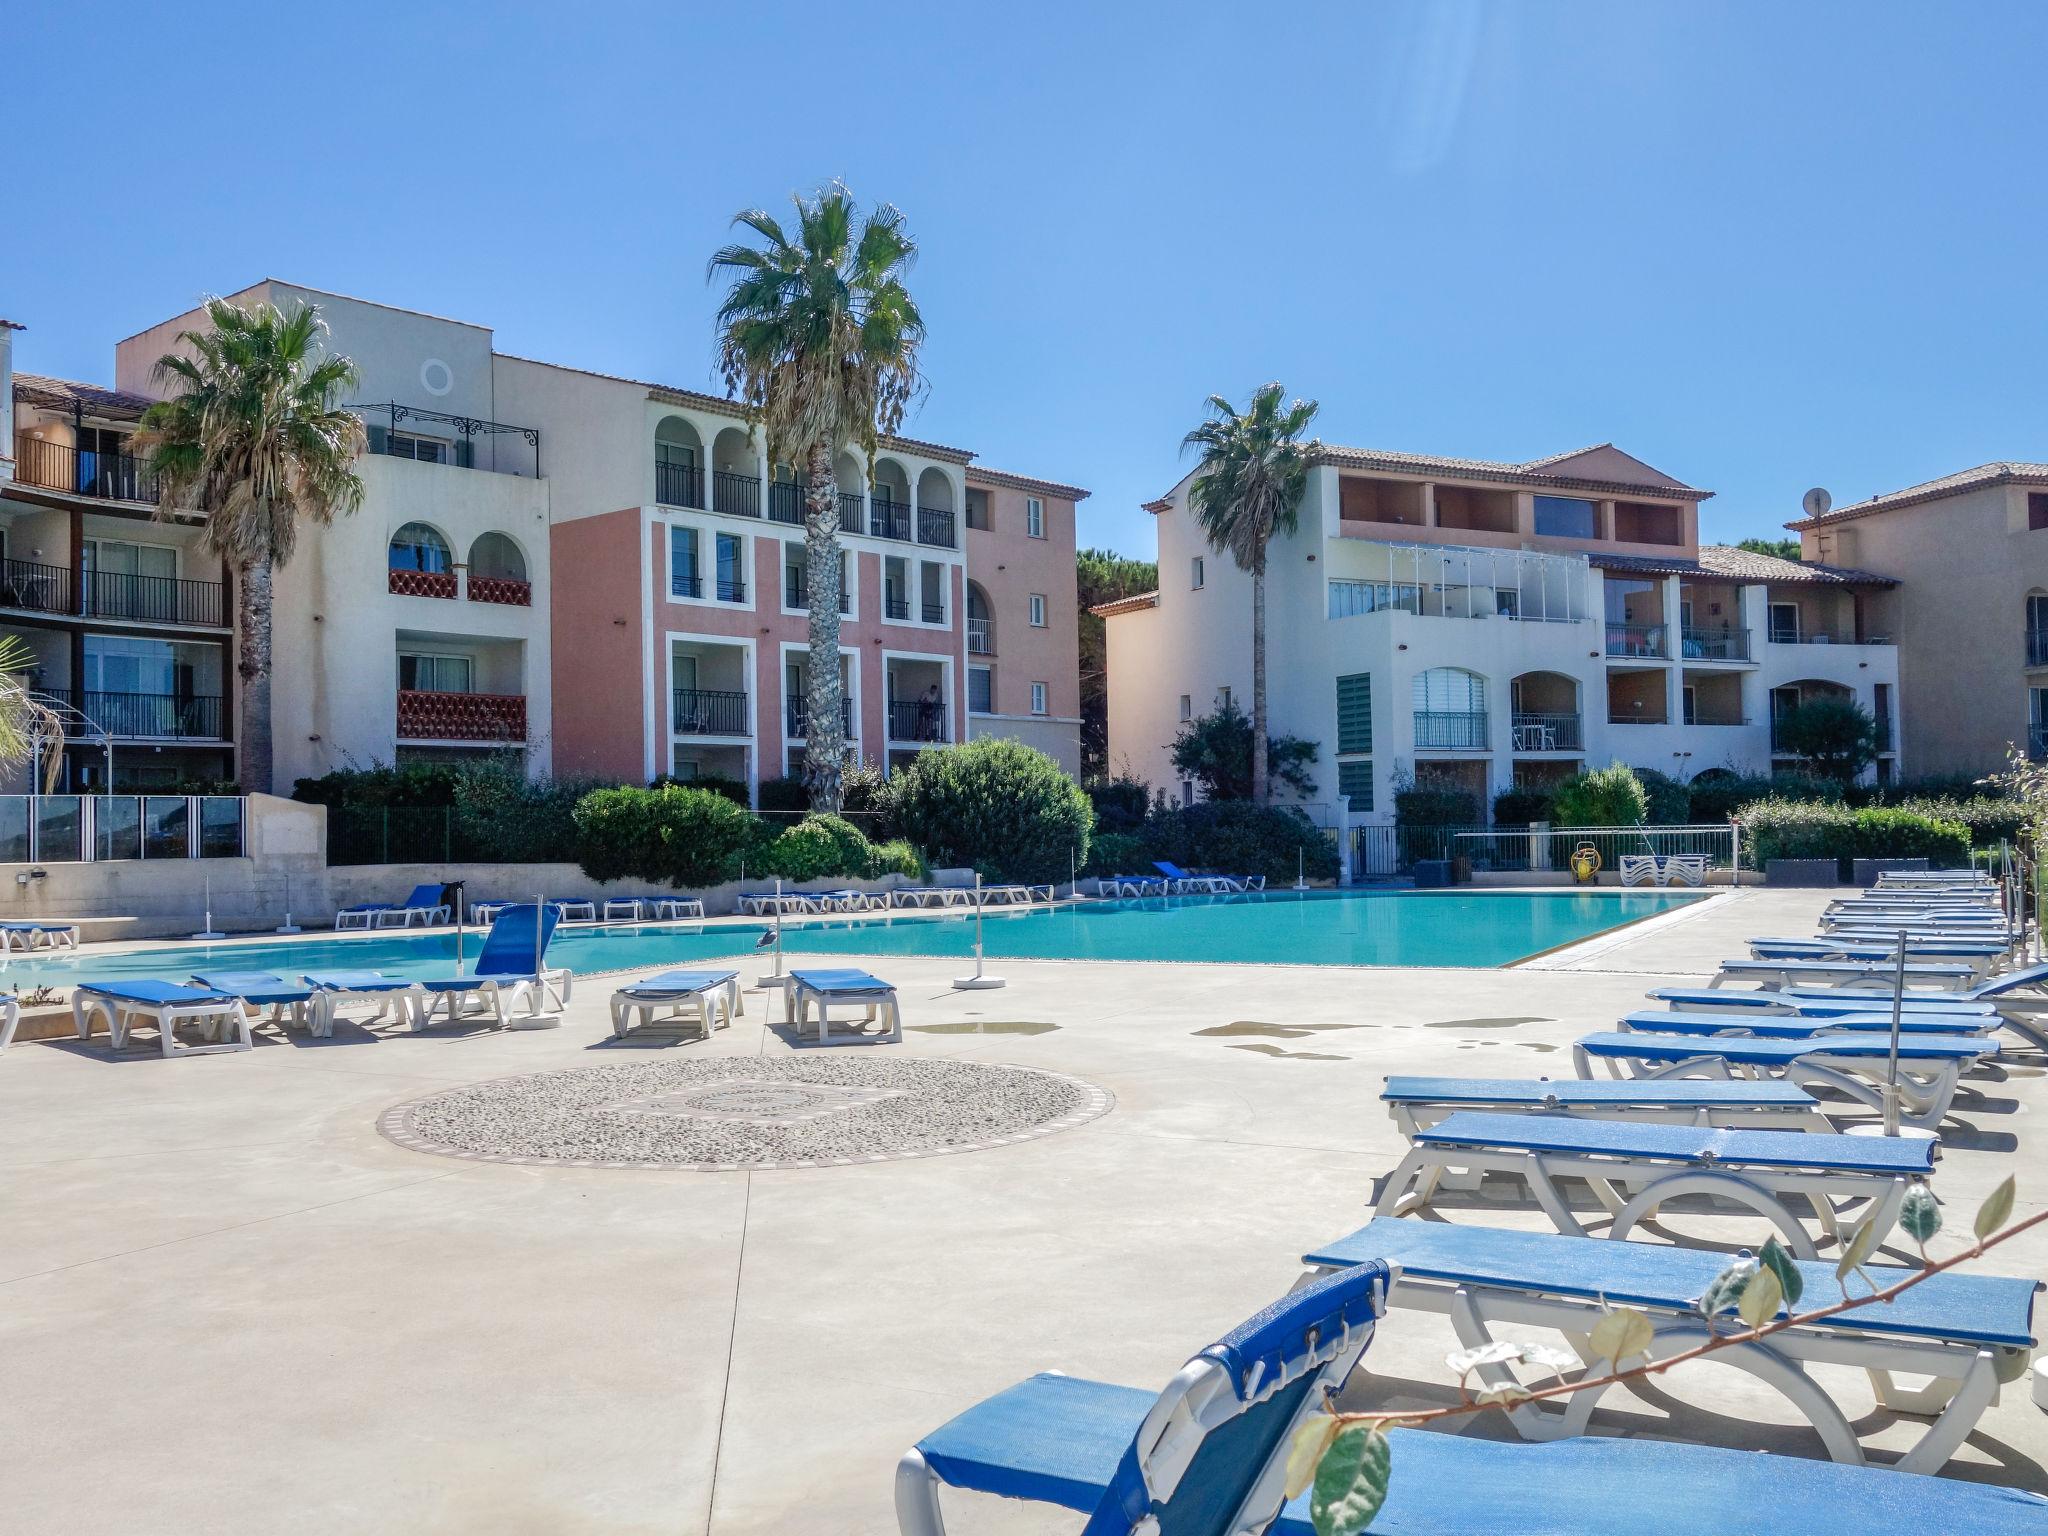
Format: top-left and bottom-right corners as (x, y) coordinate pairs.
(1336, 673), (1372, 755)
(1338, 759), (1374, 811)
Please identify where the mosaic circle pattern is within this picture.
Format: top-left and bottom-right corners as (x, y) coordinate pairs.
(379, 1056), (1112, 1171)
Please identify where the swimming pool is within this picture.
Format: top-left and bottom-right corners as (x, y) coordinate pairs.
(1, 890), (1702, 985)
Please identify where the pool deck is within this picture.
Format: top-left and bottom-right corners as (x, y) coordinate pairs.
(1, 885), (2043, 1532)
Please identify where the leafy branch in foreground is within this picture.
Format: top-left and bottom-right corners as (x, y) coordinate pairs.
(1292, 1176), (2032, 1536)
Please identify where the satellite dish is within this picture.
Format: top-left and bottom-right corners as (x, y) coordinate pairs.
(1802, 487), (1832, 519)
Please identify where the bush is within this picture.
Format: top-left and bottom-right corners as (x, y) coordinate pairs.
(1148, 802), (1340, 882)
(1844, 773), (1990, 808)
(1849, 807), (1972, 866)
(890, 738), (1093, 884)
(756, 776), (810, 816)
(759, 813), (876, 883)
(296, 760), (588, 864)
(1893, 796), (2027, 848)
(1086, 775), (1152, 834)
(1633, 767), (1692, 826)
(1395, 784), (1479, 826)
(1169, 699), (1318, 800)
(1490, 784), (1556, 827)
(448, 763), (588, 863)
(1686, 772), (1843, 823)
(1082, 830), (1149, 878)
(1740, 799), (1970, 872)
(1551, 763), (1648, 828)
(572, 784), (760, 887)
(649, 772), (750, 807)
(838, 761), (900, 841)
(1772, 696), (1881, 782)
(868, 838), (925, 880)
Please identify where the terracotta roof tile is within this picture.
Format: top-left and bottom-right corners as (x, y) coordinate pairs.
(1090, 590), (1159, 618)
(1787, 462), (2048, 528)
(1590, 546), (1895, 587)
(967, 465), (1089, 501)
(12, 372), (155, 420)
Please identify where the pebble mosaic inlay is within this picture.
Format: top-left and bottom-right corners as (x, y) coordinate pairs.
(379, 1056), (1112, 1171)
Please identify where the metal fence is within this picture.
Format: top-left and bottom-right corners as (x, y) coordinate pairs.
(1353, 821), (1739, 878)
(0, 794), (245, 863)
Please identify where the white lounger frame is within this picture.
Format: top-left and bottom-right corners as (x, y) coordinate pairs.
(1573, 1039), (1976, 1132)
(73, 989), (252, 1058)
(0, 922), (79, 953)
(415, 969), (573, 1031)
(1386, 1094), (1830, 1138)
(786, 978), (901, 1046)
(609, 974), (741, 1040)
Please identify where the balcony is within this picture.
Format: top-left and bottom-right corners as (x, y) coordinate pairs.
(656, 460), (705, 510)
(712, 470), (762, 519)
(1606, 623), (1667, 659)
(888, 698), (947, 742)
(921, 601), (946, 624)
(786, 697), (853, 738)
(1609, 710), (1670, 726)
(0, 559), (75, 616)
(57, 690), (225, 740)
(468, 575), (531, 607)
(0, 558), (226, 626)
(967, 617), (995, 655)
(2030, 630), (2048, 668)
(1509, 712), (1581, 751)
(1769, 625), (1891, 646)
(355, 403), (541, 477)
(838, 492), (864, 535)
(783, 574), (852, 615)
(768, 480), (805, 526)
(884, 596), (910, 621)
(13, 435), (158, 504)
(1413, 710), (1488, 750)
(917, 507), (956, 548)
(673, 688), (749, 735)
(389, 567), (457, 599)
(396, 689), (526, 742)
(1680, 626), (1752, 662)
(870, 499), (913, 542)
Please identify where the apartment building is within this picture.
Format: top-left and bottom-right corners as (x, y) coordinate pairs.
(1101, 442), (1903, 819)
(0, 282), (1084, 798)
(1792, 462), (2048, 776)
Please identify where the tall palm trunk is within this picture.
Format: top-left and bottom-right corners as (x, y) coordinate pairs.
(1250, 560), (1270, 804)
(237, 554), (274, 793)
(801, 440), (847, 812)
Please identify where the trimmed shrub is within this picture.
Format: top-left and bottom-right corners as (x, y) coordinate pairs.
(756, 776), (810, 816)
(1490, 784), (1556, 827)
(1894, 796), (2026, 849)
(448, 763), (588, 863)
(649, 772), (750, 807)
(1082, 830), (1149, 879)
(759, 813), (876, 883)
(1551, 763), (1648, 828)
(1687, 772), (1843, 823)
(295, 760), (589, 864)
(839, 761), (901, 842)
(1740, 799), (1970, 872)
(1848, 807), (1972, 866)
(1086, 775), (1152, 834)
(890, 738), (1093, 885)
(572, 785), (759, 887)
(1146, 801), (1340, 883)
(1634, 767), (1692, 825)
(868, 838), (925, 880)
(1395, 784), (1479, 826)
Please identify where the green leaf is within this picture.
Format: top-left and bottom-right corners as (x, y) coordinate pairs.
(1311, 1425), (1391, 1536)
(1588, 1306), (1655, 1366)
(1697, 1259), (1757, 1321)
(1976, 1175), (2017, 1241)
(1285, 1415), (1338, 1501)
(1835, 1209), (1887, 1284)
(1757, 1236), (1804, 1309)
(1899, 1183), (1942, 1246)
(1737, 1265), (1784, 1330)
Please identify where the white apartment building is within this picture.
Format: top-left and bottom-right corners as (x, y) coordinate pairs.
(1101, 443), (1903, 820)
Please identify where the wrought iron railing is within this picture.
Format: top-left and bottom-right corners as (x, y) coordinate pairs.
(784, 574), (852, 614)
(85, 568), (226, 626)
(838, 491), (864, 534)
(13, 435), (158, 502)
(870, 499), (913, 541)
(655, 460), (704, 509)
(1413, 709), (1488, 749)
(884, 595), (910, 621)
(352, 402), (541, 477)
(888, 699), (947, 741)
(1509, 712), (1579, 751)
(673, 571), (703, 599)
(673, 688), (749, 735)
(921, 601), (946, 624)
(768, 480), (805, 525)
(1605, 622), (1667, 658)
(917, 507), (956, 547)
(967, 617), (995, 655)
(68, 690), (225, 740)
(396, 690), (526, 742)
(1680, 626), (1751, 662)
(715, 577), (747, 602)
(786, 697), (853, 738)
(712, 470), (762, 519)
(0, 557), (75, 615)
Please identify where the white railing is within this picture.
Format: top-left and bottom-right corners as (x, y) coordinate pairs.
(1450, 822), (1740, 875)
(1327, 540), (1592, 623)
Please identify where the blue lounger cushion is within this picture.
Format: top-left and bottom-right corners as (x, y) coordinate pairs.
(77, 980), (232, 1005)
(1413, 1109), (1935, 1176)
(1720, 958), (1979, 982)
(1382, 1076), (1819, 1110)
(302, 970), (418, 992)
(1305, 1218), (2038, 1349)
(414, 904), (563, 988)
(1622, 1008), (1990, 1038)
(914, 1379), (2047, 1535)
(1651, 987), (1995, 1015)
(1752, 936), (2008, 956)
(790, 967), (891, 994)
(0, 920), (73, 932)
(616, 968), (739, 996)
(1579, 1029), (1991, 1064)
(190, 971), (314, 1005)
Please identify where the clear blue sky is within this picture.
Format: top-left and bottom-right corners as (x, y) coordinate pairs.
(7, 2), (2043, 557)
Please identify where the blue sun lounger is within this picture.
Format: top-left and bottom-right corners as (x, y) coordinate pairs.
(1620, 1007), (1992, 1039)
(300, 970), (423, 1035)
(1649, 985), (1997, 1016)
(190, 971), (317, 1034)
(1573, 1030), (1993, 1129)
(1374, 1109), (1932, 1258)
(1748, 935), (2006, 971)
(1301, 1218), (2040, 1476)
(786, 967), (900, 1045)
(334, 883), (450, 931)
(1712, 957), (1978, 991)
(410, 903), (573, 1030)
(609, 968), (742, 1040)
(0, 918), (79, 952)
(71, 980), (250, 1058)
(1381, 1075), (1828, 1135)
(893, 1272), (2045, 1535)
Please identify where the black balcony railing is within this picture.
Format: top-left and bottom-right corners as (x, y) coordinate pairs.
(1509, 712), (1581, 751)
(888, 698), (947, 742)
(715, 577), (747, 603)
(838, 491), (864, 534)
(0, 558), (75, 615)
(66, 690), (225, 740)
(917, 507), (956, 548)
(870, 499), (913, 541)
(1413, 709), (1488, 750)
(13, 435), (159, 503)
(2029, 629), (2048, 667)
(785, 697), (854, 739)
(784, 574), (853, 615)
(768, 479), (805, 525)
(967, 617), (995, 655)
(712, 470), (761, 519)
(673, 572), (703, 599)
(1681, 626), (1752, 662)
(673, 688), (749, 735)
(656, 460), (704, 509)
(921, 601), (946, 624)
(85, 569), (226, 627)
(1605, 622), (1667, 659)
(885, 595), (910, 621)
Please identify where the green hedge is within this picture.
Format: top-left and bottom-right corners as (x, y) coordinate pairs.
(297, 760), (590, 865)
(1394, 785), (1479, 826)
(1082, 801), (1339, 883)
(890, 738), (1092, 885)
(571, 785), (761, 887)
(1551, 763), (1648, 828)
(1490, 784), (1556, 827)
(1740, 799), (1971, 873)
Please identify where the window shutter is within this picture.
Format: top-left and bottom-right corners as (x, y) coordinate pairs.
(367, 424), (388, 455)
(1337, 759), (1374, 811)
(1335, 674), (1372, 755)
(455, 438), (474, 469)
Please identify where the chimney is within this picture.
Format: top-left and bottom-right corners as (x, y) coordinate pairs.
(0, 319), (19, 483)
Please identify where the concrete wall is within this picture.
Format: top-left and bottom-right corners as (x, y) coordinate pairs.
(964, 478), (1081, 721)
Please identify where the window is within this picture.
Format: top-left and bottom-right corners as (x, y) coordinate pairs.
(2031, 493), (2048, 531)
(388, 523), (451, 573)
(1178, 694), (1192, 721)
(1030, 682), (1048, 715)
(1768, 601), (1801, 644)
(671, 527), (702, 598)
(1337, 760), (1374, 812)
(1335, 674), (1372, 755)
(964, 488), (991, 530)
(1029, 593), (1047, 627)
(387, 432), (449, 465)
(1682, 684), (1697, 726)
(398, 652), (474, 693)
(1191, 556), (1205, 589)
(1218, 685), (1233, 709)
(1533, 496), (1598, 539)
(715, 531), (745, 601)
(1026, 497), (1045, 538)
(968, 666), (993, 714)
(1180, 778), (1195, 808)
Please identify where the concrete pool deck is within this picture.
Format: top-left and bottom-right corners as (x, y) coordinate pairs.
(1, 885), (2042, 1533)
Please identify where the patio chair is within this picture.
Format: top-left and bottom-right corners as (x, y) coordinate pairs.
(1618, 854), (1662, 887)
(1372, 1108), (1932, 1259)
(1619, 1007), (1993, 1040)
(300, 970), (425, 1035)
(600, 896), (649, 921)
(190, 971), (318, 1035)
(410, 903), (573, 1030)
(1152, 860), (1231, 894)
(609, 968), (742, 1041)
(651, 896), (706, 920)
(1572, 1030), (1994, 1131)
(72, 980), (251, 1058)
(1106, 873), (1170, 898)
(894, 1263), (1386, 1536)
(1381, 1075), (1829, 1136)
(1649, 985), (1997, 1017)
(786, 966), (900, 1045)
(1710, 957), (1978, 992)
(0, 919), (80, 952)
(1301, 1218), (2040, 1476)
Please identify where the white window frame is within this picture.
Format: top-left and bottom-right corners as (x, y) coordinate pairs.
(1026, 497), (1045, 538)
(1030, 681), (1048, 716)
(397, 650), (476, 694)
(1191, 556), (1205, 590)
(1768, 600), (1802, 644)
(779, 541), (855, 619)
(388, 430), (451, 465)
(668, 518), (753, 611)
(1178, 693), (1192, 721)
(1029, 593), (1047, 628)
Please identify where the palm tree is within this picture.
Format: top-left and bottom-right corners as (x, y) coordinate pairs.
(0, 635), (66, 791)
(1182, 384), (1322, 804)
(134, 299), (365, 793)
(708, 184), (924, 812)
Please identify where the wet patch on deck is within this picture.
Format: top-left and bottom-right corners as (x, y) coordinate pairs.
(1225, 1042), (1349, 1061)
(1423, 1016), (1550, 1030)
(1196, 1021), (1365, 1040)
(909, 1021), (1060, 1036)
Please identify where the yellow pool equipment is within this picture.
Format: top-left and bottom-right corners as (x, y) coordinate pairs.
(1570, 842), (1602, 883)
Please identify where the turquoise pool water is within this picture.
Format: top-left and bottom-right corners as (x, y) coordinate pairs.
(4, 890), (1700, 985)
